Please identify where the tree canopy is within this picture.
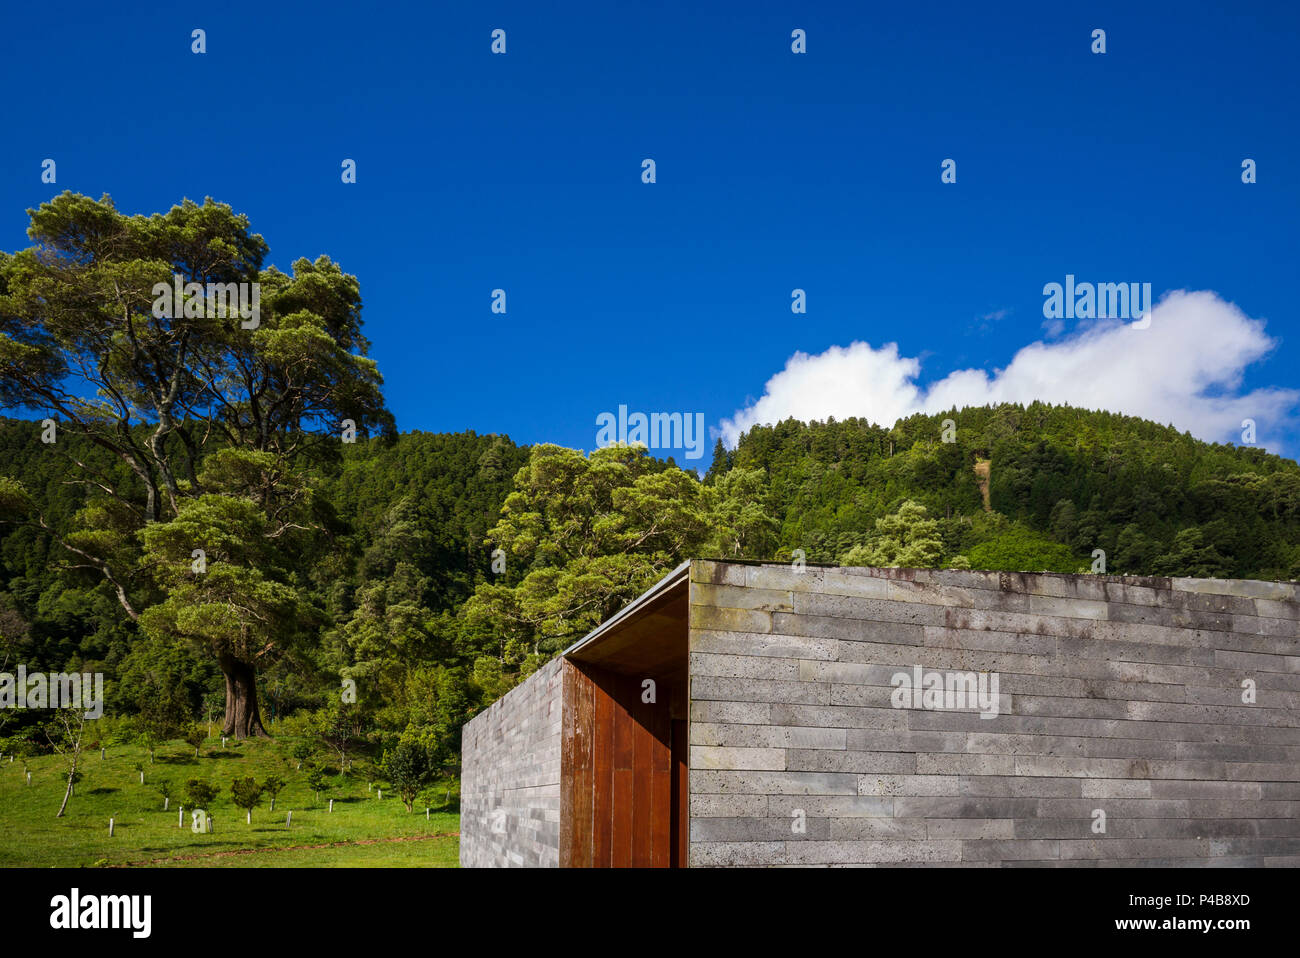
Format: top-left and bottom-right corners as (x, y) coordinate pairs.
(3, 193), (1298, 768)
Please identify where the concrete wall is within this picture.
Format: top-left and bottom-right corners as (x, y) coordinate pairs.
(688, 560), (1300, 867)
(459, 658), (564, 867)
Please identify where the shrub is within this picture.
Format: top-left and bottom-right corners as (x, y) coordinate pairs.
(305, 767), (328, 802)
(262, 774), (286, 811)
(230, 776), (262, 823)
(183, 723), (206, 757)
(383, 738), (434, 812)
(184, 779), (217, 808)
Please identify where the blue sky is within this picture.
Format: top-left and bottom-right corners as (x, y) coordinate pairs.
(2, 1), (1297, 460)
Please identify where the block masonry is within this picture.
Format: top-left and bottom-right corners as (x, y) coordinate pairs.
(688, 561), (1300, 866)
(459, 560), (1299, 866)
(459, 657), (563, 867)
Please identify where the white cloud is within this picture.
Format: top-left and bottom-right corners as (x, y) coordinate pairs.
(719, 290), (1298, 452)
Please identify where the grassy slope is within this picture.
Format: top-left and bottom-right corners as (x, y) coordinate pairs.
(0, 734), (459, 868)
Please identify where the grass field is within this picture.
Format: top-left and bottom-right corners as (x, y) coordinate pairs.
(0, 733), (460, 867)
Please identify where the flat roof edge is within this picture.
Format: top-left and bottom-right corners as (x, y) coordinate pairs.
(560, 558), (1300, 665)
(561, 558), (691, 660)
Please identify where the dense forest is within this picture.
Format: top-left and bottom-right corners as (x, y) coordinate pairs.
(3, 403), (1298, 769)
(3, 192), (1298, 776)
(713, 404), (1300, 580)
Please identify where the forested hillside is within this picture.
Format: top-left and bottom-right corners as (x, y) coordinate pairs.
(3, 193), (1297, 772)
(0, 418), (531, 767)
(4, 402), (1299, 766)
(713, 403), (1300, 581)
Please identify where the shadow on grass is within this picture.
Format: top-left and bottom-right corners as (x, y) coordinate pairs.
(87, 786), (119, 795)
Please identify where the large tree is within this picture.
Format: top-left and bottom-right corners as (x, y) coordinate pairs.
(459, 443), (776, 694)
(0, 192), (391, 736)
(840, 499), (945, 568)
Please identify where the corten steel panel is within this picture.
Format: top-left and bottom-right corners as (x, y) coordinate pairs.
(593, 676), (614, 867)
(556, 564), (693, 867)
(611, 680), (635, 867)
(631, 681), (654, 867)
(559, 660), (595, 868)
(671, 718), (689, 868)
(561, 661), (684, 867)
(650, 696), (673, 867)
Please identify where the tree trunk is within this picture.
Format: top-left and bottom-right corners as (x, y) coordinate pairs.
(219, 654), (271, 739)
(56, 769), (75, 818)
(54, 714), (84, 818)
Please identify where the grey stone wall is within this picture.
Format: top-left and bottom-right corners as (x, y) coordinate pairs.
(688, 560), (1300, 867)
(459, 658), (563, 867)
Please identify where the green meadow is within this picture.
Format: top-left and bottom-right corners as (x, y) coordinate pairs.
(0, 734), (459, 868)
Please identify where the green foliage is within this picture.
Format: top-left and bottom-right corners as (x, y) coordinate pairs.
(964, 522), (1080, 573)
(840, 500), (945, 568)
(706, 467), (780, 557)
(183, 723), (206, 756)
(305, 766), (328, 800)
(229, 776), (263, 818)
(261, 774), (286, 810)
(0, 737), (461, 866)
(98, 717), (142, 748)
(419, 777), (461, 812)
(3, 201), (1299, 778)
(183, 779), (217, 808)
(1150, 528), (1233, 578)
(311, 704), (368, 772)
(136, 729), (158, 764)
(731, 404), (1300, 581)
(401, 665), (473, 769)
(458, 443), (780, 697)
(0, 477), (34, 522)
(118, 638), (213, 734)
(0, 192), (394, 739)
(382, 734), (435, 812)
(137, 486), (312, 679)
(7, 400), (1300, 739)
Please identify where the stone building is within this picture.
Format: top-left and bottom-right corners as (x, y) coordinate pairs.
(459, 559), (1300, 867)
